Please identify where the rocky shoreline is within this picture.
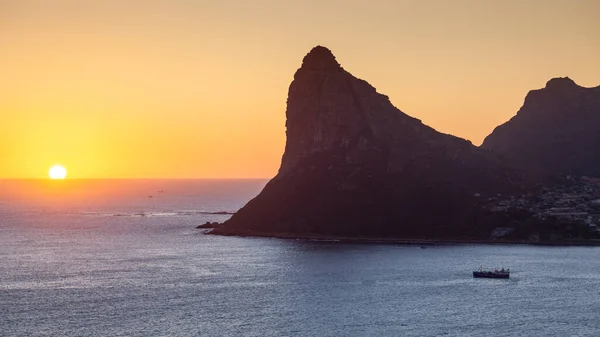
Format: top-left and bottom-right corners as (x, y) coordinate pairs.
(207, 230), (600, 246)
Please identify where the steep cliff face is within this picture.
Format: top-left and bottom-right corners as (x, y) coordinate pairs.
(482, 77), (600, 177)
(214, 46), (525, 238)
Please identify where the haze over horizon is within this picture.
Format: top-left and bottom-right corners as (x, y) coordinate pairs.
(1, 0), (599, 179)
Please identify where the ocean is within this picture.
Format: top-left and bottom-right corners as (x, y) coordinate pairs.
(1, 179), (599, 336)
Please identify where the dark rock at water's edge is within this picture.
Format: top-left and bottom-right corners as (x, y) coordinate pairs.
(482, 77), (600, 177)
(197, 222), (222, 229)
(211, 46), (532, 239)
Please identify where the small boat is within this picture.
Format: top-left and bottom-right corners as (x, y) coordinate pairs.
(473, 267), (510, 279)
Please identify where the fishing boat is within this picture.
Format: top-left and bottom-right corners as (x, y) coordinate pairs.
(473, 267), (510, 279)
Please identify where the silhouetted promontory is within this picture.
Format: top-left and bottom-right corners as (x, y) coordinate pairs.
(482, 77), (600, 177)
(212, 46), (531, 239)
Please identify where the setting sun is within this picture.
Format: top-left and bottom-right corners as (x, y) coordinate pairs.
(48, 165), (67, 180)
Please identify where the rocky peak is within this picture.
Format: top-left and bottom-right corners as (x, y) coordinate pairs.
(300, 46), (342, 71)
(482, 77), (600, 176)
(545, 76), (578, 89)
(518, 77), (592, 116)
(281, 46), (426, 174)
(214, 46), (525, 239)
(535, 77), (583, 100)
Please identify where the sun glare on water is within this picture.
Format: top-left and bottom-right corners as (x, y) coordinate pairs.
(48, 165), (67, 180)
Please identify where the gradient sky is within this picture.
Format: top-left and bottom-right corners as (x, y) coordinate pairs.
(1, 0), (599, 178)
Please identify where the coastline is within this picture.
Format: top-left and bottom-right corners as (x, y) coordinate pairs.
(206, 230), (600, 247)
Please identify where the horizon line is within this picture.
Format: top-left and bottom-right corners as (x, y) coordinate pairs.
(0, 177), (272, 181)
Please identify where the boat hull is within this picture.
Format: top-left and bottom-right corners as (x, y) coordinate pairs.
(473, 271), (509, 279)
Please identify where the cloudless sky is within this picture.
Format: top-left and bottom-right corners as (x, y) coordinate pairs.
(1, 0), (599, 178)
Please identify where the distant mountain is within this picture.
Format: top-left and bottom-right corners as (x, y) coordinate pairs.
(212, 46), (527, 239)
(482, 77), (600, 177)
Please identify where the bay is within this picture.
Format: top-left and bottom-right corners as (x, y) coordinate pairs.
(1, 180), (599, 336)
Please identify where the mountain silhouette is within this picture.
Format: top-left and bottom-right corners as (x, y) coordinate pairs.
(213, 46), (526, 238)
(482, 77), (600, 177)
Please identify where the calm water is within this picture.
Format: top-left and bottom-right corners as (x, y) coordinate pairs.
(1, 180), (599, 336)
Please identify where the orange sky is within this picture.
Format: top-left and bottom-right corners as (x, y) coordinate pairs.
(1, 0), (599, 179)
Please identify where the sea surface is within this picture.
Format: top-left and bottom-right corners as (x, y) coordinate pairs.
(1, 179), (600, 337)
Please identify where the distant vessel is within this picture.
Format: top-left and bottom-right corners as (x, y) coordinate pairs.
(473, 267), (510, 279)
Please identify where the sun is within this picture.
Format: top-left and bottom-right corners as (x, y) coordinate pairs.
(48, 165), (67, 180)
